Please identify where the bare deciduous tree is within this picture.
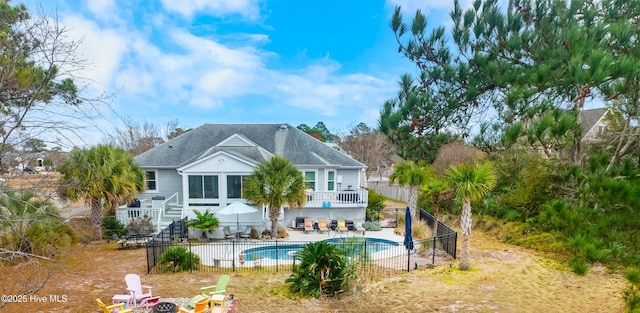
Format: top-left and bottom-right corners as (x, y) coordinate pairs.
(107, 118), (182, 156)
(338, 123), (395, 179)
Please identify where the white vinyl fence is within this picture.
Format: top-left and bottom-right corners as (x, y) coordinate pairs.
(367, 181), (409, 203)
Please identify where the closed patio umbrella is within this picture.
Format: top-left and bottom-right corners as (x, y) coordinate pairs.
(403, 206), (414, 271)
(359, 168), (368, 189)
(218, 201), (258, 231)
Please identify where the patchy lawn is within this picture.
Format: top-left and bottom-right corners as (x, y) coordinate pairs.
(0, 225), (627, 313)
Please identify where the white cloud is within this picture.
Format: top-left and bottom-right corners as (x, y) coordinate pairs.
(60, 15), (128, 91)
(160, 0), (263, 20)
(85, 0), (119, 21)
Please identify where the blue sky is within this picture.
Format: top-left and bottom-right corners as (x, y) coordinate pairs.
(19, 0), (462, 146)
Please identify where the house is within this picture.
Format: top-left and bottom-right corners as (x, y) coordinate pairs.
(579, 107), (611, 144)
(116, 123), (368, 237)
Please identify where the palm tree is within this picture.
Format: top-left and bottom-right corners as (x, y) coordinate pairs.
(389, 161), (434, 218)
(0, 190), (76, 257)
(422, 178), (451, 237)
(186, 209), (219, 240)
(243, 156), (306, 237)
(58, 145), (145, 240)
(446, 161), (497, 270)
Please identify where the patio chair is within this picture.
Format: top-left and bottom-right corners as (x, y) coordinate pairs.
(317, 218), (330, 236)
(303, 218), (314, 233)
(337, 219), (347, 233)
(223, 226), (235, 239)
(240, 225), (252, 240)
(152, 302), (177, 313)
(186, 274), (230, 308)
(125, 273), (153, 305)
(178, 297), (208, 313)
(329, 219), (339, 234)
(354, 219), (366, 235)
(112, 234), (127, 249)
(96, 298), (131, 313)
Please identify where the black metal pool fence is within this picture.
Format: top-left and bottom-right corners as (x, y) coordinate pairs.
(146, 210), (457, 274)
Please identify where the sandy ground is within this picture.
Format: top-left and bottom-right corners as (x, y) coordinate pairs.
(0, 225), (627, 313)
(0, 190), (628, 312)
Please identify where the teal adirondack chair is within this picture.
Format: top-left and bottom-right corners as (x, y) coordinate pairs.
(186, 274), (230, 308)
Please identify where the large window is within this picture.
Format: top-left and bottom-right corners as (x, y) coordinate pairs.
(227, 175), (247, 199)
(146, 171), (157, 191)
(304, 171), (316, 190)
(188, 175), (219, 199)
(327, 170), (335, 191)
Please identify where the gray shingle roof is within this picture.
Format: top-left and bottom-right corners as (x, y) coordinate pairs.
(134, 124), (365, 169)
(579, 108), (608, 138)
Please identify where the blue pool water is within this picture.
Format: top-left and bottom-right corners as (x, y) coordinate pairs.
(242, 238), (399, 261)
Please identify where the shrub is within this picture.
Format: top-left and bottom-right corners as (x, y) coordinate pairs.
(362, 221), (381, 231)
(569, 256), (588, 275)
(623, 268), (640, 312)
(277, 227), (289, 238)
(128, 214), (155, 234)
(159, 246), (200, 272)
(250, 227), (260, 239)
(366, 188), (385, 221)
(286, 241), (350, 298)
(102, 216), (127, 238)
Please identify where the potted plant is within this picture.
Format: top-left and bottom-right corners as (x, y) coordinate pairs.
(186, 210), (219, 240)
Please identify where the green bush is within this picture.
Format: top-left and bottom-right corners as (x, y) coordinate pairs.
(159, 246), (200, 272)
(624, 268), (640, 313)
(102, 216), (127, 238)
(366, 188), (385, 221)
(362, 221), (381, 231)
(569, 256), (588, 275)
(286, 241), (350, 298)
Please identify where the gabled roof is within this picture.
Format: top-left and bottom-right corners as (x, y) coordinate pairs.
(579, 108), (608, 139)
(134, 124), (365, 169)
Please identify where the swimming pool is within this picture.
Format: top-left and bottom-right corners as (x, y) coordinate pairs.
(242, 237), (399, 261)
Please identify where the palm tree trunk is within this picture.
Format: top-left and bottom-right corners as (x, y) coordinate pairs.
(459, 198), (472, 270)
(408, 186), (418, 218)
(90, 198), (103, 241)
(269, 206), (279, 238)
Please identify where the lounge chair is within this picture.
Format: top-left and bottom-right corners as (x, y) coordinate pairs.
(303, 218), (314, 233)
(353, 219), (366, 235)
(178, 297), (208, 313)
(317, 218), (330, 235)
(329, 219), (340, 235)
(112, 234), (127, 248)
(96, 298), (131, 313)
(125, 273), (153, 305)
(240, 226), (252, 240)
(223, 226), (235, 239)
(337, 219), (347, 233)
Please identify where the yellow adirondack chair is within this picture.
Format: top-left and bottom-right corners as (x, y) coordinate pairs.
(96, 298), (131, 313)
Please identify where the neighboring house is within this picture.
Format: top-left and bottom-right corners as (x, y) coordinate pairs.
(117, 123), (368, 237)
(579, 107), (611, 144)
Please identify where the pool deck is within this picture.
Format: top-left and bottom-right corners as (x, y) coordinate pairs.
(189, 227), (407, 269)
(284, 227), (404, 243)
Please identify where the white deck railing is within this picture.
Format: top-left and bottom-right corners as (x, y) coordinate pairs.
(304, 189), (368, 208)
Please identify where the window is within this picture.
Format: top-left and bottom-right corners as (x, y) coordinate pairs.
(327, 170), (335, 191)
(227, 175), (247, 199)
(146, 171), (157, 191)
(188, 175), (218, 199)
(304, 171), (315, 190)
(598, 125), (607, 135)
